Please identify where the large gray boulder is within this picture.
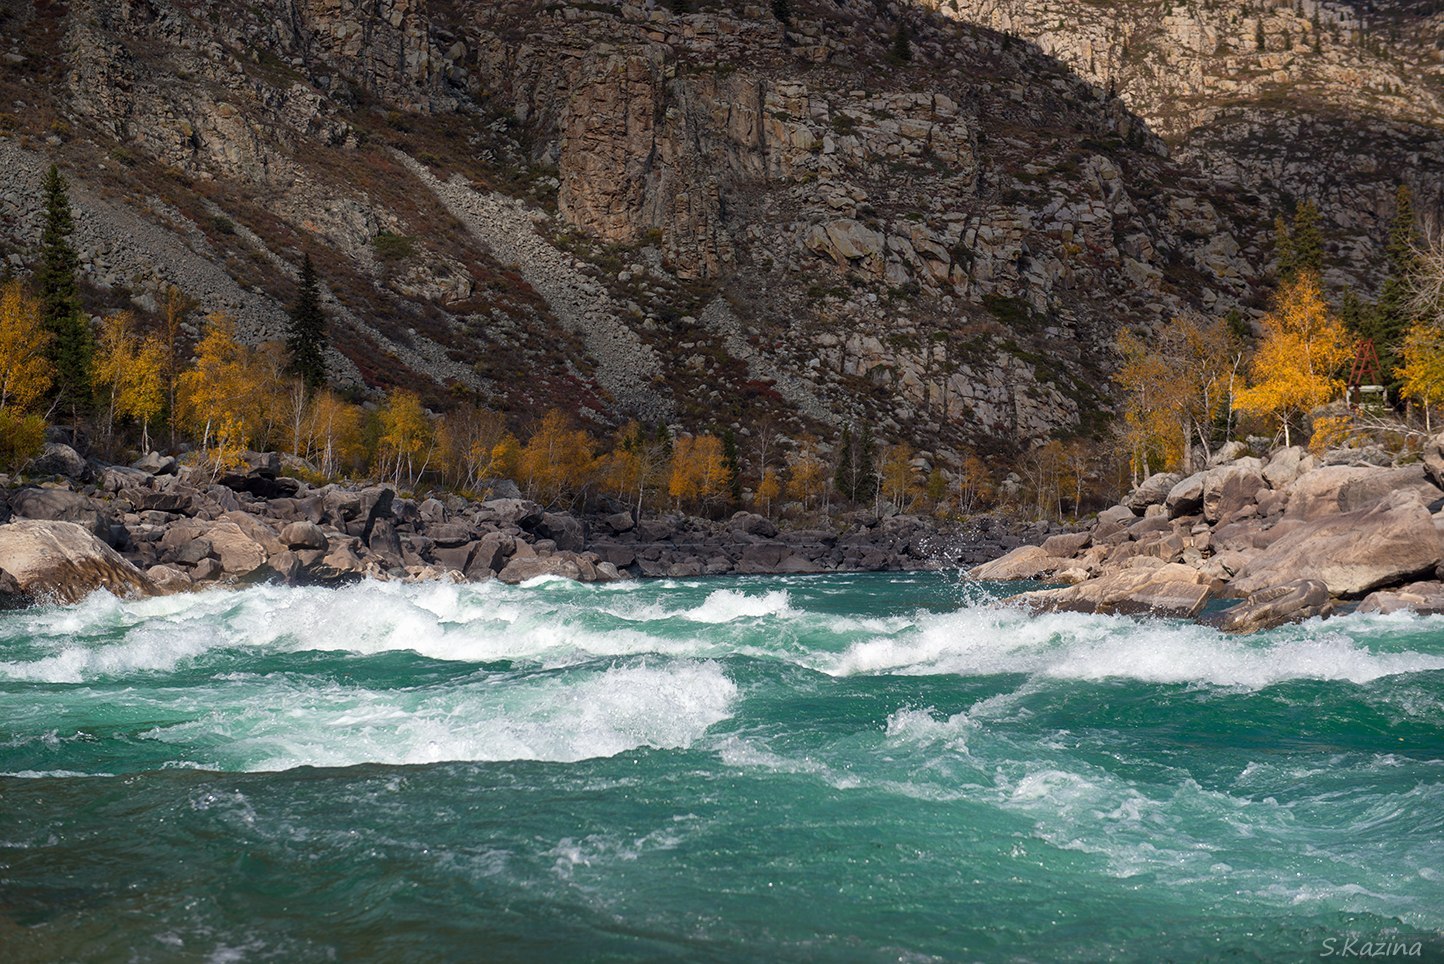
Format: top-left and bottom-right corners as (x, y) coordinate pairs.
(29, 443), (89, 480)
(1219, 580), (1332, 634)
(1231, 491), (1442, 597)
(9, 488), (119, 545)
(969, 545), (1072, 581)
(1011, 563), (1213, 618)
(1126, 472), (1183, 512)
(1202, 462), (1265, 523)
(536, 512), (585, 552)
(1165, 472), (1207, 518)
(478, 498), (543, 528)
(729, 511), (778, 539)
(1093, 504), (1138, 539)
(1356, 581), (1444, 616)
(497, 551), (621, 585)
(131, 451), (178, 476)
(1261, 447), (1310, 489)
(1284, 464), (1441, 522)
(0, 520), (153, 606)
(280, 521), (329, 551)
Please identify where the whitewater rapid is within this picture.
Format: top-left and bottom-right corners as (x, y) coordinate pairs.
(3, 575), (1443, 773)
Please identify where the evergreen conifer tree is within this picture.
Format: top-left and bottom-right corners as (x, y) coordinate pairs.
(1274, 214), (1296, 282)
(856, 422), (877, 501)
(286, 254), (328, 392)
(833, 426), (854, 500)
(1372, 185), (1420, 392)
(35, 165), (94, 412)
(721, 429), (742, 502)
(1290, 200), (1325, 277)
(891, 22), (912, 62)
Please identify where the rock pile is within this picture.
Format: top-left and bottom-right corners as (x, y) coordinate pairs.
(972, 440), (1444, 631)
(0, 448), (1056, 606)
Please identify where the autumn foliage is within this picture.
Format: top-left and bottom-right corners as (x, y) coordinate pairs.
(1235, 273), (1352, 446)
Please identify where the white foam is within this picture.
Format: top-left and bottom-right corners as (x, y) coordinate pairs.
(139, 659), (737, 770)
(828, 604), (1444, 688)
(683, 588), (794, 623)
(5, 578), (1444, 693)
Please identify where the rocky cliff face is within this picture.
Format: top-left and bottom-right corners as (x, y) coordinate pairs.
(0, 0), (1274, 472)
(924, 0), (1444, 290)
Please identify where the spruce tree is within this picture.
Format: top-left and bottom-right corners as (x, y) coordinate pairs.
(856, 422), (877, 501)
(891, 22), (912, 63)
(721, 429), (742, 503)
(35, 165), (94, 412)
(1290, 200), (1325, 277)
(1274, 214), (1296, 282)
(834, 426), (857, 501)
(286, 254), (328, 392)
(1373, 185), (1420, 391)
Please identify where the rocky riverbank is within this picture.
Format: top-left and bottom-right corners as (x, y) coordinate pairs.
(0, 445), (1061, 608)
(972, 439), (1444, 631)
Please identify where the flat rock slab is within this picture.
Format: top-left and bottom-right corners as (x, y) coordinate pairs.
(1231, 492), (1442, 597)
(1010, 563), (1213, 618)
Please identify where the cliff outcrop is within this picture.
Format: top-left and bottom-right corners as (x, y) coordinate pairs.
(0, 0), (1275, 475)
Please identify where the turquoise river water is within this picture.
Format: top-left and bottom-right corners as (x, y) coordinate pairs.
(2, 572), (1443, 961)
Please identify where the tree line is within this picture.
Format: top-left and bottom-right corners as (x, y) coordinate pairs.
(1114, 186), (1444, 479)
(3, 166), (1058, 520)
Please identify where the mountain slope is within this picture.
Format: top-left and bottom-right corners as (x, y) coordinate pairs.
(0, 0), (1272, 470)
(925, 0), (1444, 290)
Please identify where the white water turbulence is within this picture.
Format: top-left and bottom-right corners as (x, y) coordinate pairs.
(2, 574), (1444, 776)
(3, 571), (1444, 961)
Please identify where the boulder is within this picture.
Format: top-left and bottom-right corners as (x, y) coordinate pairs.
(1040, 530), (1090, 557)
(280, 521), (329, 551)
(969, 545), (1070, 581)
(0, 520), (153, 606)
(1231, 491), (1443, 597)
(218, 472), (301, 500)
(478, 498), (543, 528)
(418, 498), (447, 524)
(354, 486), (395, 540)
(1125, 472), (1182, 512)
(1165, 472), (1207, 518)
(536, 512), (585, 552)
(1207, 440), (1248, 466)
(601, 511), (635, 534)
(1425, 434), (1444, 490)
(203, 522), (269, 577)
(737, 542), (788, 575)
(1202, 463), (1265, 523)
(131, 451), (178, 476)
(102, 466), (149, 492)
(9, 488), (117, 543)
(1284, 464), (1441, 522)
(729, 511), (778, 539)
(1219, 579), (1332, 634)
(1093, 505), (1138, 539)
(29, 443), (89, 480)
(469, 532), (512, 575)
(1356, 581), (1444, 616)
(243, 451), (281, 477)
(145, 564), (193, 594)
(1011, 563), (1213, 618)
(426, 522), (473, 548)
(366, 518), (405, 568)
(219, 511), (285, 556)
(1261, 447), (1308, 489)
(497, 551), (620, 584)
(314, 542), (368, 581)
